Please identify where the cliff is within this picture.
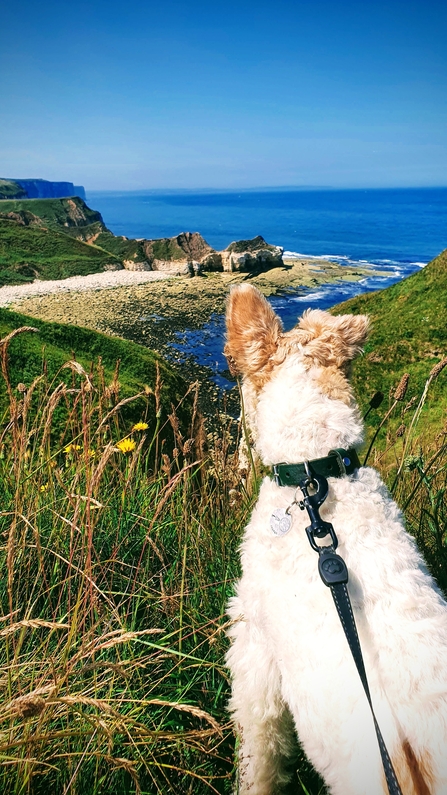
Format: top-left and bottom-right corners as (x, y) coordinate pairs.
(0, 178), (86, 200)
(0, 196), (284, 283)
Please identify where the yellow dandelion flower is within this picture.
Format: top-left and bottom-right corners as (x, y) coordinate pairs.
(116, 438), (136, 454)
(63, 444), (81, 454)
(40, 484), (49, 492)
(132, 422), (149, 432)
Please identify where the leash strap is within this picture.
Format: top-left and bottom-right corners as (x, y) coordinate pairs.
(299, 471), (403, 795)
(323, 562), (402, 795)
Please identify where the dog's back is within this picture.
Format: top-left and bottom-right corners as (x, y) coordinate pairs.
(225, 284), (447, 795)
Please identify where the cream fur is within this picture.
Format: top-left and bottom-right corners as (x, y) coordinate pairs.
(225, 285), (447, 795)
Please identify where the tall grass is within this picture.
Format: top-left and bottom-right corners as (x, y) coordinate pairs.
(0, 328), (252, 794)
(0, 327), (446, 794)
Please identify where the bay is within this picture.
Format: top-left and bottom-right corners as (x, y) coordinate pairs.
(87, 187), (447, 388)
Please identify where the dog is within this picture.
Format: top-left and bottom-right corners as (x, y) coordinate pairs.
(224, 283), (447, 795)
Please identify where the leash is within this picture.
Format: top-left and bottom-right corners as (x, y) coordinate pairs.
(297, 465), (403, 795)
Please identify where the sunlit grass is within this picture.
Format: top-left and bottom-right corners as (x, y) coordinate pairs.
(0, 325), (446, 794)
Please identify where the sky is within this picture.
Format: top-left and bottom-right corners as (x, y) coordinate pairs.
(1, 0), (446, 190)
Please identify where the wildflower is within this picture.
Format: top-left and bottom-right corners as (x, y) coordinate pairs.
(116, 438), (136, 454)
(40, 483), (49, 492)
(63, 444), (81, 454)
(132, 422), (149, 432)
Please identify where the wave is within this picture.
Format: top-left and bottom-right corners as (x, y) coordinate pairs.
(282, 250), (428, 270)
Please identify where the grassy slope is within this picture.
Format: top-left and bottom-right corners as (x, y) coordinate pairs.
(332, 248), (447, 432)
(0, 218), (121, 284)
(0, 197), (103, 228)
(0, 179), (26, 199)
(0, 306), (190, 432)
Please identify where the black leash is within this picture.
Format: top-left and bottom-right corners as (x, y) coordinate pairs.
(298, 465), (403, 795)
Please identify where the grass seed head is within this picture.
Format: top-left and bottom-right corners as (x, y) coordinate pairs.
(394, 373), (410, 401)
(429, 356), (447, 380)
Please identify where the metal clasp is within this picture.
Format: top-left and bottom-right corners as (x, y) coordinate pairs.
(299, 466), (339, 553)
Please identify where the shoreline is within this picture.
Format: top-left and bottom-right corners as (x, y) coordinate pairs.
(0, 255), (384, 307)
(2, 257), (387, 415)
(0, 268), (174, 307)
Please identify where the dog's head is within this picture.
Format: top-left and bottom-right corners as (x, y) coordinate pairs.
(225, 284), (369, 464)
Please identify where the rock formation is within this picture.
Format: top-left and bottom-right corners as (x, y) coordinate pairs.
(0, 196), (285, 283)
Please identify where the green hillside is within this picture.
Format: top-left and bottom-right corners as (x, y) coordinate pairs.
(0, 179), (26, 199)
(0, 217), (121, 285)
(0, 306), (191, 435)
(0, 196), (103, 229)
(332, 248), (447, 431)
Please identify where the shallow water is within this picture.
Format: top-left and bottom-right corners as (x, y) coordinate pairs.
(170, 263), (422, 390)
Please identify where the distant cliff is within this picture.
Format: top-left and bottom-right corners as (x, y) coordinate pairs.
(0, 178), (86, 200)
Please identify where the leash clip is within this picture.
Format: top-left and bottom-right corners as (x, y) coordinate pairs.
(299, 466), (339, 553)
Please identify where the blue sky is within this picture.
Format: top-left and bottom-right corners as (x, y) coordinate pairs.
(1, 0), (446, 190)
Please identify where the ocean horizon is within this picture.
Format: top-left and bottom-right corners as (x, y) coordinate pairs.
(87, 185), (447, 266)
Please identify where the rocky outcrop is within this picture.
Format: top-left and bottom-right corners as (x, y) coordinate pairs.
(136, 233), (283, 276)
(141, 232), (213, 275)
(220, 236), (283, 272)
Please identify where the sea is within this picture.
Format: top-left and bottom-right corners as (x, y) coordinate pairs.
(87, 187), (447, 386)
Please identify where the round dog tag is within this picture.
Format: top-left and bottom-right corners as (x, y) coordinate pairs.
(270, 509), (292, 536)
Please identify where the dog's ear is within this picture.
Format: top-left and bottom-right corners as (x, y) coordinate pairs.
(225, 284), (283, 379)
(297, 309), (370, 367)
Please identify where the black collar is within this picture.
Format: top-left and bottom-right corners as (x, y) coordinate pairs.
(272, 447), (361, 487)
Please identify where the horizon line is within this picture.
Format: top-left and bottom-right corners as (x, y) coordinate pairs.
(86, 184), (447, 195)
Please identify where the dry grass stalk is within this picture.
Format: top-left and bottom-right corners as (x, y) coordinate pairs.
(394, 372), (410, 400)
(429, 356), (447, 380)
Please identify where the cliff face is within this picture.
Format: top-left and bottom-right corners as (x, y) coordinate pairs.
(0, 178), (86, 200)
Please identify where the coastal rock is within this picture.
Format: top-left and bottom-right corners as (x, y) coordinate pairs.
(220, 236), (283, 272)
(123, 259), (152, 271)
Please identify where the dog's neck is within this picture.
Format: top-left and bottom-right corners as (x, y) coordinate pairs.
(244, 360), (364, 467)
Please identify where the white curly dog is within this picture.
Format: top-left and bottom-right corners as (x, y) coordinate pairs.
(225, 284), (447, 795)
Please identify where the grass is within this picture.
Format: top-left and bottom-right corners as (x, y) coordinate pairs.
(0, 181), (26, 200)
(0, 325), (243, 795)
(333, 247), (447, 437)
(0, 307), (193, 447)
(0, 199), (103, 231)
(0, 219), (121, 285)
(0, 315), (446, 794)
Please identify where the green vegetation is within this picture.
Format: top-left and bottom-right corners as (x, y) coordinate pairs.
(226, 235), (270, 254)
(0, 288), (446, 793)
(0, 197), (103, 231)
(0, 320), (241, 795)
(0, 180), (26, 200)
(0, 218), (121, 285)
(0, 306), (190, 434)
(0, 222), (446, 792)
(94, 231), (148, 262)
(333, 248), (447, 436)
